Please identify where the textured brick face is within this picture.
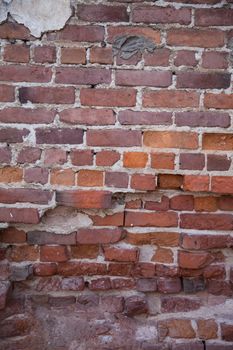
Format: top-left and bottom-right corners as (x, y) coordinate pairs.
(0, 1), (233, 348)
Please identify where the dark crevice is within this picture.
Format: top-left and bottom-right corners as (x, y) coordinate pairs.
(202, 340), (206, 350)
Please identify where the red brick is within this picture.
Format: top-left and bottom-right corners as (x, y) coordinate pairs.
(170, 195), (194, 211)
(119, 110), (172, 126)
(0, 227), (26, 244)
(90, 47), (113, 64)
(78, 5), (129, 22)
(87, 129), (141, 147)
(0, 128), (29, 143)
(44, 148), (67, 165)
(207, 280), (232, 296)
(204, 93), (233, 109)
(136, 278), (157, 292)
(131, 174), (156, 191)
(196, 9), (233, 26)
(144, 196), (169, 211)
(143, 90), (199, 108)
(212, 177), (233, 194)
(175, 111), (230, 128)
(0, 281), (11, 310)
(71, 150), (93, 166)
(151, 153), (175, 170)
(178, 251), (214, 270)
(167, 29), (225, 48)
(77, 170), (103, 187)
(33, 263), (57, 276)
(61, 47), (86, 64)
(19, 87), (75, 104)
(144, 131), (198, 149)
(179, 153), (205, 170)
(174, 50), (197, 67)
(108, 263), (133, 276)
(104, 247), (139, 262)
(33, 45), (56, 63)
(180, 213), (233, 230)
(57, 262), (107, 276)
(204, 265), (226, 280)
(207, 155), (231, 171)
(0, 108), (55, 124)
(40, 246), (69, 262)
(47, 25), (104, 42)
(3, 44), (30, 63)
(218, 196), (233, 211)
(17, 147), (41, 164)
(36, 128), (83, 144)
(123, 152), (148, 168)
(183, 175), (209, 192)
(194, 196), (218, 212)
(181, 233), (231, 250)
(81, 88), (136, 107)
(202, 51), (229, 69)
(51, 169), (75, 186)
(24, 167), (49, 185)
(0, 85), (15, 102)
(71, 245), (99, 259)
(126, 199), (142, 209)
(177, 72), (230, 89)
(76, 228), (125, 244)
(161, 296), (201, 313)
(107, 25), (160, 44)
(132, 6), (191, 24)
(56, 190), (112, 209)
(28, 231), (76, 245)
(132, 263), (156, 278)
(116, 70), (172, 87)
(0, 188), (52, 205)
(144, 48), (171, 66)
(60, 108), (115, 125)
(55, 67), (111, 85)
(0, 65), (52, 83)
(125, 211), (178, 227)
(89, 278), (112, 291)
(96, 151), (120, 166)
(159, 174), (183, 190)
(0, 22), (31, 40)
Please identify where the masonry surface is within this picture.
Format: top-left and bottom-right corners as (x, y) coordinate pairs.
(0, 0), (233, 349)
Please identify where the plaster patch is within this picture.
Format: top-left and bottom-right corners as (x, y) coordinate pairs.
(0, 0), (72, 37)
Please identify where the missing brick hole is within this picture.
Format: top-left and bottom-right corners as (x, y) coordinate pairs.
(202, 340), (206, 350)
(112, 35), (156, 60)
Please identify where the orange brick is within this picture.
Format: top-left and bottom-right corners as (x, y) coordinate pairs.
(77, 170), (103, 187)
(144, 131), (198, 149)
(184, 175), (209, 192)
(194, 196), (218, 212)
(123, 152), (148, 168)
(0, 167), (23, 183)
(151, 152), (175, 169)
(51, 169), (75, 186)
(61, 47), (86, 64)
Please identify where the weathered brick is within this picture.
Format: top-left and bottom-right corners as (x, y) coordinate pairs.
(161, 296), (201, 313)
(170, 195), (194, 211)
(107, 25), (160, 44)
(167, 29), (225, 48)
(104, 247), (139, 262)
(212, 177), (233, 194)
(144, 48), (171, 66)
(181, 233), (231, 250)
(33, 45), (56, 63)
(24, 167), (49, 185)
(36, 128), (83, 144)
(179, 153), (205, 171)
(131, 174), (156, 191)
(17, 147), (41, 163)
(144, 131), (198, 149)
(158, 319), (195, 339)
(197, 319), (218, 340)
(180, 213), (233, 230)
(76, 228), (125, 244)
(0, 188), (52, 204)
(56, 190), (112, 209)
(96, 151), (120, 166)
(195, 9), (233, 26)
(159, 174), (184, 190)
(0, 128), (29, 143)
(71, 245), (99, 259)
(207, 155), (231, 171)
(202, 51), (229, 69)
(151, 152), (175, 170)
(90, 47), (113, 64)
(125, 211), (178, 227)
(116, 70), (172, 87)
(77, 170), (103, 187)
(0, 227), (26, 244)
(0, 85), (15, 102)
(174, 50), (197, 67)
(3, 44), (30, 63)
(204, 93), (233, 109)
(71, 150), (93, 166)
(175, 112), (230, 128)
(47, 25), (104, 42)
(0, 65), (52, 83)
(61, 47), (86, 64)
(183, 175), (209, 192)
(177, 72), (230, 89)
(40, 246), (69, 263)
(28, 231), (76, 245)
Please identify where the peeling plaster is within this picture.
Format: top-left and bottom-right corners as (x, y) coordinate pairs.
(0, 0), (72, 37)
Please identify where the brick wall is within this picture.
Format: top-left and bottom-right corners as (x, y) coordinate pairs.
(0, 1), (233, 349)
